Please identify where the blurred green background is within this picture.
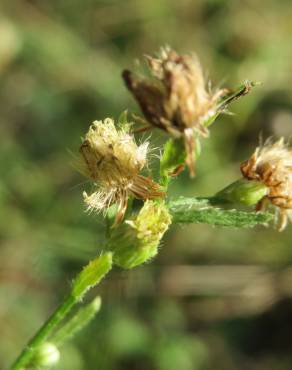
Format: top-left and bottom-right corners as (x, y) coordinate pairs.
(1, 0), (292, 369)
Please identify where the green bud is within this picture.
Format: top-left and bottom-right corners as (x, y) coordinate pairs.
(72, 253), (113, 299)
(107, 201), (172, 269)
(31, 342), (60, 367)
(216, 178), (269, 206)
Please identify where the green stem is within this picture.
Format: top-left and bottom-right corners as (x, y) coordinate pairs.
(167, 196), (273, 227)
(10, 294), (76, 370)
(10, 252), (113, 370)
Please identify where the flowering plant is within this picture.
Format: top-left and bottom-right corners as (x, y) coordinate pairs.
(10, 47), (290, 370)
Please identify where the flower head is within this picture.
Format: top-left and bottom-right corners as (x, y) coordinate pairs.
(123, 47), (225, 176)
(77, 118), (164, 225)
(241, 138), (292, 231)
(107, 200), (172, 269)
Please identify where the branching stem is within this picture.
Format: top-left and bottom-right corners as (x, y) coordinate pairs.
(11, 294), (76, 370)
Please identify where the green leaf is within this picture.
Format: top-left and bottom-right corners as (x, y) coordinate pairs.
(72, 253), (113, 299)
(52, 297), (102, 346)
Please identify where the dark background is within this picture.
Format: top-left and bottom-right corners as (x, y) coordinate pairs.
(1, 1), (292, 369)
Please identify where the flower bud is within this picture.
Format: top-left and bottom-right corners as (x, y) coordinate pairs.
(216, 178), (269, 206)
(107, 201), (172, 269)
(31, 342), (60, 367)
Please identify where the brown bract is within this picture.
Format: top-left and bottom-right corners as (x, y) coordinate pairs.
(123, 47), (224, 176)
(77, 119), (164, 226)
(241, 138), (292, 231)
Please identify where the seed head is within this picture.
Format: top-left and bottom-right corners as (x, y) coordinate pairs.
(123, 47), (225, 176)
(241, 138), (292, 231)
(77, 118), (164, 225)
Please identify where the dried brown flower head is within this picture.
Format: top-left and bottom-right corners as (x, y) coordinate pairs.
(122, 47), (226, 176)
(77, 118), (164, 226)
(241, 138), (292, 231)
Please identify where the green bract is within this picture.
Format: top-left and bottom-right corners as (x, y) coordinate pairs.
(216, 178), (269, 206)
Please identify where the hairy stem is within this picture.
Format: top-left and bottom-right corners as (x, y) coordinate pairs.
(10, 253), (112, 370)
(168, 197), (273, 227)
(10, 295), (76, 370)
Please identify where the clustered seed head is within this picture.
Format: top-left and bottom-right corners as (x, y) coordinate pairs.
(78, 118), (164, 225)
(123, 46), (225, 176)
(241, 138), (292, 231)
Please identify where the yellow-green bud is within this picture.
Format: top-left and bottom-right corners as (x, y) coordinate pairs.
(31, 342), (60, 367)
(216, 178), (269, 206)
(107, 201), (172, 269)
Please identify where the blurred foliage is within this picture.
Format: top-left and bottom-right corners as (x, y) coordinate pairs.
(1, 0), (292, 369)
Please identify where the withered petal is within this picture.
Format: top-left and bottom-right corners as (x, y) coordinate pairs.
(112, 189), (129, 227)
(129, 175), (165, 200)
